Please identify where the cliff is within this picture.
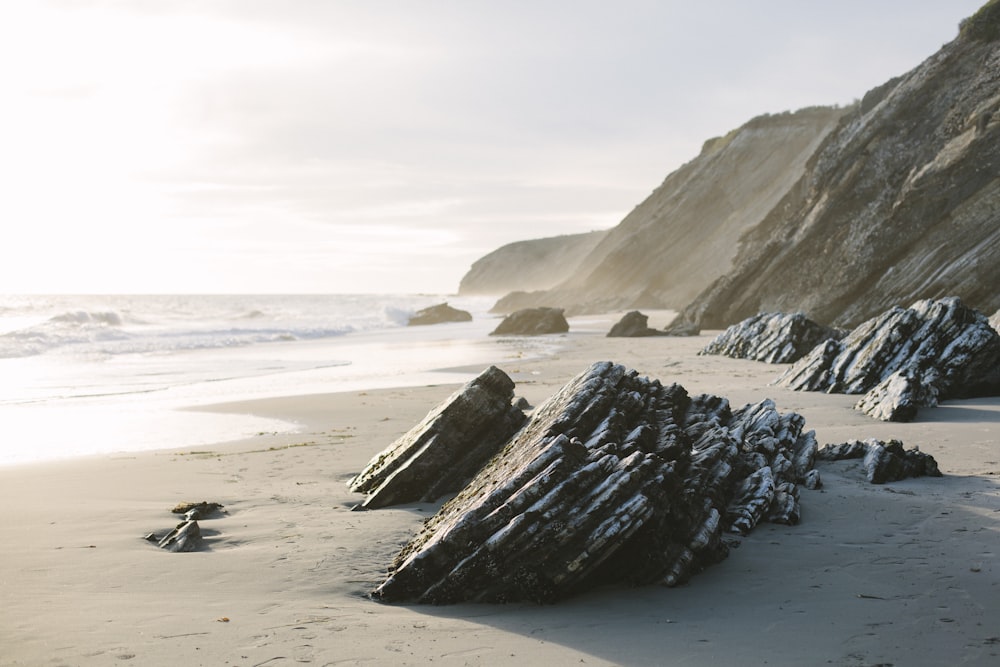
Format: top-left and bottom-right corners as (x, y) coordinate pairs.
(474, 106), (847, 314)
(457, 230), (607, 296)
(679, 16), (1000, 328)
(466, 2), (1000, 326)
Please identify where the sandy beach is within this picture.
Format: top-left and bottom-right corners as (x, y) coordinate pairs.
(2, 313), (998, 666)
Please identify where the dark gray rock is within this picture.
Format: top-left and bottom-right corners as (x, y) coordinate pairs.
(157, 520), (202, 553)
(348, 366), (526, 510)
(370, 362), (819, 604)
(816, 438), (942, 484)
(700, 312), (841, 364)
(776, 297), (1000, 421)
(607, 311), (665, 337)
(490, 307), (569, 336)
(407, 303), (473, 326)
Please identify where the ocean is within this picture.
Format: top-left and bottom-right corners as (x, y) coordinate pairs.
(0, 294), (554, 466)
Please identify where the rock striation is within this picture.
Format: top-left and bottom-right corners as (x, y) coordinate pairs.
(606, 311), (666, 337)
(407, 303), (472, 326)
(775, 297), (1000, 421)
(490, 307), (569, 336)
(700, 312), (841, 363)
(348, 366), (526, 510)
(371, 361), (820, 604)
(816, 439), (942, 484)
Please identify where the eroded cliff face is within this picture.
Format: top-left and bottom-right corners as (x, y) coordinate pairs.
(464, 107), (846, 314)
(679, 28), (1000, 329)
(466, 6), (1000, 325)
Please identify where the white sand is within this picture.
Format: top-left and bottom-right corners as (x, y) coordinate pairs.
(2, 313), (998, 666)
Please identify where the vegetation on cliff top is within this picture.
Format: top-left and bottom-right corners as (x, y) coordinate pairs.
(960, 0), (1000, 41)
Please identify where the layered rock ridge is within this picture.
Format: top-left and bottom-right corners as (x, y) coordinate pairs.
(371, 361), (820, 604)
(775, 297), (1000, 421)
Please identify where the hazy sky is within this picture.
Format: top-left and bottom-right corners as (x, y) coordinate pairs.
(0, 1), (986, 295)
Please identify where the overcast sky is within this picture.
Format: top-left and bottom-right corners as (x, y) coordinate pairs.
(0, 1), (986, 294)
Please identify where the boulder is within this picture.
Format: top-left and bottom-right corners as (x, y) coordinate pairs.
(348, 366), (526, 510)
(606, 311), (665, 337)
(490, 307), (569, 336)
(407, 303), (472, 326)
(370, 361), (819, 604)
(816, 439), (941, 484)
(700, 312), (841, 364)
(776, 297), (1000, 420)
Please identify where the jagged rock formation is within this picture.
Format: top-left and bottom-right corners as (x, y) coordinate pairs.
(458, 231), (608, 296)
(371, 361), (819, 604)
(348, 366), (526, 510)
(472, 107), (846, 315)
(407, 303), (472, 326)
(490, 307), (569, 336)
(776, 297), (1000, 421)
(853, 371), (940, 422)
(607, 311), (666, 337)
(679, 19), (1000, 328)
(816, 439), (942, 484)
(699, 312), (841, 364)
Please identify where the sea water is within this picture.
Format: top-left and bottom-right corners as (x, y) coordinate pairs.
(0, 294), (552, 466)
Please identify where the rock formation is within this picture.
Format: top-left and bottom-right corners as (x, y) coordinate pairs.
(490, 307), (569, 336)
(606, 311), (666, 337)
(148, 501), (226, 552)
(407, 303), (472, 326)
(775, 297), (1000, 421)
(699, 312), (841, 363)
(348, 366), (526, 510)
(370, 361), (820, 604)
(816, 439), (942, 484)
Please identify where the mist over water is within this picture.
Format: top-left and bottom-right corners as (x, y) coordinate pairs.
(0, 294), (532, 465)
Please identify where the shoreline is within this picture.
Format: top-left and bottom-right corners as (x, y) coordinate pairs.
(2, 319), (998, 666)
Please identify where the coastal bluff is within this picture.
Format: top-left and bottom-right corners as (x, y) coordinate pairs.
(463, 4), (1000, 327)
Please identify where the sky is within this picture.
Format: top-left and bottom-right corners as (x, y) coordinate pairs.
(0, 1), (987, 295)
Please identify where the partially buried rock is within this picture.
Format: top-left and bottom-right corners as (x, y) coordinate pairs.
(171, 501), (224, 521)
(157, 520), (202, 553)
(348, 366), (526, 510)
(370, 361), (819, 604)
(700, 312), (841, 364)
(816, 438), (941, 484)
(776, 297), (1000, 421)
(407, 302), (473, 326)
(490, 307), (569, 336)
(607, 311), (666, 337)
